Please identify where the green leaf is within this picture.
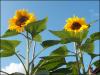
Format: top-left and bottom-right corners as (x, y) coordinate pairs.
(40, 56), (64, 60)
(49, 30), (70, 39)
(41, 46), (69, 60)
(41, 40), (60, 48)
(1, 29), (19, 38)
(0, 40), (20, 50)
(39, 58), (66, 71)
(90, 32), (100, 41)
(50, 68), (72, 75)
(33, 34), (42, 42)
(71, 63), (78, 75)
(50, 30), (88, 44)
(81, 32), (100, 53)
(0, 40), (20, 57)
(81, 30), (88, 41)
(66, 62), (79, 75)
(33, 46), (69, 74)
(25, 17), (48, 38)
(97, 73), (100, 75)
(35, 46), (68, 71)
(0, 49), (15, 57)
(92, 60), (100, 67)
(81, 38), (94, 53)
(40, 55), (75, 61)
(32, 57), (66, 74)
(35, 70), (49, 75)
(88, 53), (100, 59)
(50, 45), (68, 56)
(80, 32), (100, 54)
(33, 57), (65, 74)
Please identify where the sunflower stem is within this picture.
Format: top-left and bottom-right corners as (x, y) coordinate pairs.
(20, 33), (32, 40)
(32, 61), (45, 75)
(74, 42), (80, 75)
(30, 41), (36, 75)
(26, 32), (30, 75)
(80, 51), (85, 74)
(29, 48), (46, 65)
(15, 53), (28, 74)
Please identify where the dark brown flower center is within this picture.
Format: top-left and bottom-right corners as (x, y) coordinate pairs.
(16, 16), (28, 27)
(71, 22), (81, 30)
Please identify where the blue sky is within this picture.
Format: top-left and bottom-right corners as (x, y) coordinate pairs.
(1, 1), (99, 73)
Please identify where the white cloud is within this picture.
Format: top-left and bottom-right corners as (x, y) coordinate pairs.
(2, 63), (25, 74)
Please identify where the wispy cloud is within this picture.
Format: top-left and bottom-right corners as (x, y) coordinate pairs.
(2, 63), (25, 74)
(89, 9), (99, 19)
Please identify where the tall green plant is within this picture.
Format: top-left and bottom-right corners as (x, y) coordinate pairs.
(0, 10), (100, 75)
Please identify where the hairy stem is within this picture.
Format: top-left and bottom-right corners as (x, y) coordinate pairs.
(30, 41), (36, 75)
(80, 52), (85, 74)
(32, 41), (36, 67)
(15, 53), (28, 74)
(18, 53), (25, 60)
(26, 32), (30, 75)
(74, 42), (80, 75)
(30, 48), (46, 65)
(20, 33), (32, 40)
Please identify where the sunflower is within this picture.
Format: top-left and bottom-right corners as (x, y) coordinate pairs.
(64, 16), (88, 32)
(9, 9), (36, 32)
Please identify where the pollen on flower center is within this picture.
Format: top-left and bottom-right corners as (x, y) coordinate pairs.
(64, 16), (88, 32)
(16, 16), (28, 26)
(71, 22), (81, 30)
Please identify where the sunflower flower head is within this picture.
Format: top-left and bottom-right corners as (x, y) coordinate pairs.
(64, 16), (88, 33)
(9, 9), (36, 32)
